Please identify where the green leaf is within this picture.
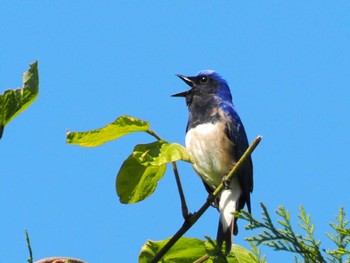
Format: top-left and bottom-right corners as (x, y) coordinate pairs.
(204, 237), (238, 263)
(231, 244), (257, 263)
(139, 237), (207, 263)
(116, 154), (166, 204)
(66, 115), (150, 147)
(0, 61), (39, 139)
(133, 140), (193, 166)
(139, 237), (256, 263)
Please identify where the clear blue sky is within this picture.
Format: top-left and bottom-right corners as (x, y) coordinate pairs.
(1, 1), (349, 262)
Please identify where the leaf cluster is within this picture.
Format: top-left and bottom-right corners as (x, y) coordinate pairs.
(66, 115), (350, 263)
(325, 207), (350, 263)
(67, 115), (262, 262)
(237, 203), (350, 263)
(67, 115), (192, 204)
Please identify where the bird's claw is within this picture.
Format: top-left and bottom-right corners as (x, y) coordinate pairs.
(222, 176), (231, 189)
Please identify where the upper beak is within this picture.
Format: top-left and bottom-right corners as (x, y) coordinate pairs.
(171, 74), (194, 97)
(176, 74), (194, 87)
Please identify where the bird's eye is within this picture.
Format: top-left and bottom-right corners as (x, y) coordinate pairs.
(199, 76), (209, 84)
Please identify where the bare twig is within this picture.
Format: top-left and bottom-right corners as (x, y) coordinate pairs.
(171, 161), (189, 218)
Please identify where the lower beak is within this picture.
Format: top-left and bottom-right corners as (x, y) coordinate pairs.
(171, 90), (190, 97)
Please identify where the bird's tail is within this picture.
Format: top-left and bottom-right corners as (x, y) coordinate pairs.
(216, 187), (241, 254)
(217, 219), (235, 254)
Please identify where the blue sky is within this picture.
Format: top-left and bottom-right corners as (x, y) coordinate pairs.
(1, 1), (349, 262)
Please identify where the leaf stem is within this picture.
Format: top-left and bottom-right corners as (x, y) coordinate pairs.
(146, 129), (162, 141)
(150, 135), (262, 262)
(194, 254), (210, 262)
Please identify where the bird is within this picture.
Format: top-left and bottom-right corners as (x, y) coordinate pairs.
(172, 70), (253, 253)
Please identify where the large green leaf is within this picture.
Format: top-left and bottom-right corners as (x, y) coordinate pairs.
(0, 61), (39, 139)
(116, 154), (166, 204)
(139, 237), (207, 263)
(66, 115), (150, 147)
(139, 237), (257, 263)
(132, 140), (193, 166)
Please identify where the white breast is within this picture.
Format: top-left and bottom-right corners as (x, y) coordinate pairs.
(185, 122), (235, 190)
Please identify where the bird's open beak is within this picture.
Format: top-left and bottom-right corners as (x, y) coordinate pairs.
(172, 74), (194, 97)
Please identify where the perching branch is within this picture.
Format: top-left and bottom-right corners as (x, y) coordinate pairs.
(150, 135), (262, 263)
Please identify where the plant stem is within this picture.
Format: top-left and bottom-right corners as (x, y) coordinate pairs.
(194, 254), (210, 263)
(146, 129), (162, 141)
(25, 229), (33, 263)
(172, 162), (189, 218)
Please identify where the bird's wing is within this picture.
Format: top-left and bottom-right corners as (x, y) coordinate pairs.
(222, 103), (253, 213)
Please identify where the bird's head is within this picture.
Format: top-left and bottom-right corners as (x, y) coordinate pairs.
(172, 70), (232, 105)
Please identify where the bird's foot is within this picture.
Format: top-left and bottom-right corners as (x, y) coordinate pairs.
(222, 176), (231, 189)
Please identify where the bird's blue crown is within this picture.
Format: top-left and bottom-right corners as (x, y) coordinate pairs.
(196, 70), (233, 102)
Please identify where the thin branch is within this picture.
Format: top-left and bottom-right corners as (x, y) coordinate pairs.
(150, 135), (262, 263)
(171, 161), (189, 218)
(147, 129), (189, 218)
(25, 229), (33, 263)
(150, 194), (213, 263)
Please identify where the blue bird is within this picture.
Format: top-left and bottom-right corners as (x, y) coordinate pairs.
(172, 70), (253, 253)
